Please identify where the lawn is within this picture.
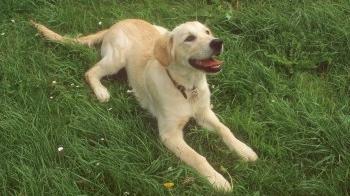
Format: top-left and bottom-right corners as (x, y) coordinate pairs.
(0, 0), (349, 195)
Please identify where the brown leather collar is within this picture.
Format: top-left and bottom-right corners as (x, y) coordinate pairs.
(166, 69), (195, 99)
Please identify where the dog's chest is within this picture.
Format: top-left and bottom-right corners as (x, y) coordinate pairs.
(185, 87), (211, 114)
(186, 88), (199, 103)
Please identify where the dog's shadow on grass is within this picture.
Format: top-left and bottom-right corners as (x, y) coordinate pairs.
(104, 68), (128, 83)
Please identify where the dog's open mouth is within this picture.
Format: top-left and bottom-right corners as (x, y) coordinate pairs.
(189, 57), (223, 73)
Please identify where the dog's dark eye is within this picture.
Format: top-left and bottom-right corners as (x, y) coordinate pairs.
(205, 30), (210, 35)
(184, 35), (196, 42)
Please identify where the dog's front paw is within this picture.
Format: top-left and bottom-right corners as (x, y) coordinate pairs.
(237, 144), (258, 162)
(208, 172), (232, 192)
(94, 87), (110, 102)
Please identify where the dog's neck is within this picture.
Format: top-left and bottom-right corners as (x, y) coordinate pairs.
(167, 63), (206, 90)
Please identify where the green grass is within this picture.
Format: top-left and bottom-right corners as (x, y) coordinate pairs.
(1, 0), (350, 195)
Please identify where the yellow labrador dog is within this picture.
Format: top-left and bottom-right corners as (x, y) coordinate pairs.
(31, 19), (257, 191)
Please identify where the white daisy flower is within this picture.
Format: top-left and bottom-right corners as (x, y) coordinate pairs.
(58, 146), (64, 152)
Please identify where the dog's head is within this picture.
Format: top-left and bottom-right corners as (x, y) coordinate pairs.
(154, 21), (223, 73)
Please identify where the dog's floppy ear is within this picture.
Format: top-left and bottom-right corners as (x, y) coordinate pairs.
(154, 33), (173, 66)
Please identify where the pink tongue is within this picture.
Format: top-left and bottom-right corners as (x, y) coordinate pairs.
(197, 59), (223, 67)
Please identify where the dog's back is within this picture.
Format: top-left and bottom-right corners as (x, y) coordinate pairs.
(101, 19), (165, 110)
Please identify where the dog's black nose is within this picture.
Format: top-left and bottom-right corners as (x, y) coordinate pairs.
(210, 39), (223, 53)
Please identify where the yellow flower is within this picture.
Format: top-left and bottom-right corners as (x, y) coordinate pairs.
(163, 182), (174, 189)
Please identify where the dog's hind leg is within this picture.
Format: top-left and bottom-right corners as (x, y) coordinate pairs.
(85, 46), (125, 102)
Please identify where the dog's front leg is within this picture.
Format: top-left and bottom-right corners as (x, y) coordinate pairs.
(158, 118), (232, 192)
(195, 108), (258, 162)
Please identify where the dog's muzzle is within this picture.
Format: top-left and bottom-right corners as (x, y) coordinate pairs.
(188, 39), (224, 73)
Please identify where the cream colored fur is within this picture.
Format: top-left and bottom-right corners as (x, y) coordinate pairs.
(32, 19), (258, 192)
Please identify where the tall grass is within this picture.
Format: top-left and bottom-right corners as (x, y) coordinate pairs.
(0, 0), (349, 195)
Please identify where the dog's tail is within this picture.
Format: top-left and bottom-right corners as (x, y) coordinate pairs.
(30, 20), (108, 47)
